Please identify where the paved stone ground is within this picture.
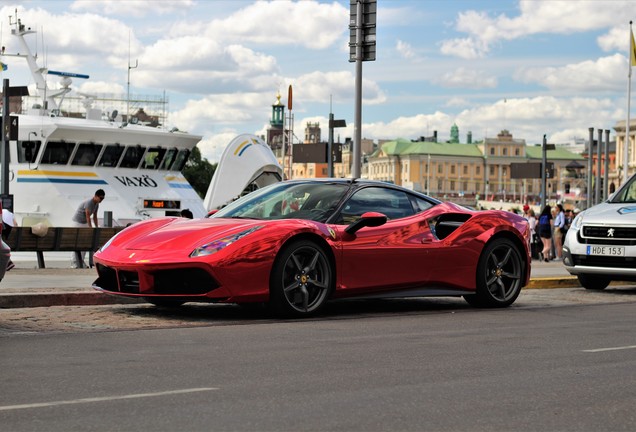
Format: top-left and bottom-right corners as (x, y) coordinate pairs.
(2, 286), (636, 336)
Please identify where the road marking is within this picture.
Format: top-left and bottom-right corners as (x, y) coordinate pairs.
(582, 345), (636, 353)
(0, 387), (218, 411)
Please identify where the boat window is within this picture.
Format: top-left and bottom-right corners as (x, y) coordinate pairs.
(18, 140), (41, 163)
(171, 149), (190, 171)
(41, 141), (74, 165)
(141, 147), (166, 170)
(72, 143), (103, 166)
(98, 144), (125, 167)
(120, 145), (145, 168)
(159, 148), (178, 170)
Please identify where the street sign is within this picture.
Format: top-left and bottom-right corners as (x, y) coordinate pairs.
(511, 162), (554, 179)
(349, 0), (376, 62)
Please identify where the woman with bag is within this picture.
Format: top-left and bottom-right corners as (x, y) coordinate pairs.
(538, 205), (553, 262)
(552, 204), (565, 260)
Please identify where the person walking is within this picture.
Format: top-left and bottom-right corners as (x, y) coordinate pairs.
(2, 207), (16, 271)
(71, 189), (105, 268)
(538, 205), (553, 262)
(552, 204), (566, 260)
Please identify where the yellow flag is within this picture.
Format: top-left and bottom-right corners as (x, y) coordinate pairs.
(631, 29), (636, 67)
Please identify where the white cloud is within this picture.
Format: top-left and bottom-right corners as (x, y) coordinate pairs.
(396, 40), (416, 60)
(292, 71), (386, 105)
(172, 0), (348, 49)
(441, 0), (636, 59)
(70, 0), (195, 17)
(514, 54), (627, 92)
(598, 25), (633, 53)
(445, 97), (471, 107)
(434, 67), (497, 89)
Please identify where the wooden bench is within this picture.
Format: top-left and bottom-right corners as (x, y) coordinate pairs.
(4, 227), (125, 269)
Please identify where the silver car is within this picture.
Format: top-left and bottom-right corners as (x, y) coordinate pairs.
(563, 173), (636, 290)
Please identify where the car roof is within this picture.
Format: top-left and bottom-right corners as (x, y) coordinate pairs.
(281, 178), (442, 203)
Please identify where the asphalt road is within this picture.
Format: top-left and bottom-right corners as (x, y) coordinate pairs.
(2, 292), (636, 431)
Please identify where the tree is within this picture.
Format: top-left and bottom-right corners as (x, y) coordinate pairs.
(183, 146), (216, 199)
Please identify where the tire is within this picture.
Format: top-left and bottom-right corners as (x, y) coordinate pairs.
(144, 297), (185, 308)
(269, 240), (333, 317)
(464, 238), (524, 308)
(577, 274), (611, 290)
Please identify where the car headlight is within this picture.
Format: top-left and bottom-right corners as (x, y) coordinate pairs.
(190, 226), (263, 257)
(571, 212), (585, 230)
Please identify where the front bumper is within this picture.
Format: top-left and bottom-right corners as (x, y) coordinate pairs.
(563, 229), (636, 279)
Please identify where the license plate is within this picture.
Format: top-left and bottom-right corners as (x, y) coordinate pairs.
(586, 245), (625, 256)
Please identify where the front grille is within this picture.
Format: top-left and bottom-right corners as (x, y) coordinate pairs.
(582, 225), (636, 240)
(95, 263), (119, 291)
(153, 268), (219, 295)
(577, 232), (636, 246)
(118, 271), (140, 294)
(572, 255), (636, 269)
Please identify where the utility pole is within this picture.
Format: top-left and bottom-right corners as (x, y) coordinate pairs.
(349, 0), (376, 179)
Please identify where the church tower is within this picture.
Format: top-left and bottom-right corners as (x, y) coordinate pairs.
(267, 92), (285, 152)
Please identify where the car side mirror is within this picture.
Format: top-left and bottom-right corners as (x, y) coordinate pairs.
(345, 211), (387, 235)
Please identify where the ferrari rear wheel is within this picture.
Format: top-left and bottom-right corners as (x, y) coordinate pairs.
(270, 240), (333, 317)
(465, 238), (523, 308)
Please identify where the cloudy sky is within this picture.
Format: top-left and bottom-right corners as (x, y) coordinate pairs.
(1, 0), (634, 163)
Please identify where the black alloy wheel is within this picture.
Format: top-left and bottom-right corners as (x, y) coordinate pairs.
(270, 240), (333, 317)
(464, 238), (523, 308)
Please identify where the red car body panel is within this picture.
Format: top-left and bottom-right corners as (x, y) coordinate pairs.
(93, 195), (531, 305)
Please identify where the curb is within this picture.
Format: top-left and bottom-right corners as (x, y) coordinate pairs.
(0, 292), (143, 309)
(0, 277), (583, 309)
(525, 277), (580, 289)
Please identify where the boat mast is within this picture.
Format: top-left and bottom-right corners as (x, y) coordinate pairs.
(7, 13), (57, 110)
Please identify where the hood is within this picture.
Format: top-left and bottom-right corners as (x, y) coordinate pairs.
(580, 202), (636, 225)
(123, 217), (266, 251)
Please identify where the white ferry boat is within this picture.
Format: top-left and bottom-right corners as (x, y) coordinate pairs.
(1, 15), (207, 227)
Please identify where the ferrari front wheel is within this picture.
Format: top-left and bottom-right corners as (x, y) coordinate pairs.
(465, 238), (523, 308)
(270, 240), (333, 317)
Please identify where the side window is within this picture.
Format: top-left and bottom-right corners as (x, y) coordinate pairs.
(18, 140), (41, 163)
(72, 143), (103, 166)
(98, 144), (125, 167)
(336, 187), (415, 225)
(141, 147), (166, 170)
(159, 148), (178, 170)
(41, 141), (74, 165)
(410, 195), (435, 213)
(171, 149), (190, 171)
(120, 145), (145, 168)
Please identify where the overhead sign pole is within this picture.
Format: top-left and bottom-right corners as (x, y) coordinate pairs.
(349, 0), (376, 179)
(2, 79), (28, 199)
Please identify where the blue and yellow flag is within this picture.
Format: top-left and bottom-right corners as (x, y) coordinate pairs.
(0, 62), (6, 71)
(631, 29), (636, 67)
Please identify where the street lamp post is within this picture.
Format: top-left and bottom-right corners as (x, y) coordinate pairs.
(427, 154), (430, 196)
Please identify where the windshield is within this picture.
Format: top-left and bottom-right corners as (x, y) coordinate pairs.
(610, 174), (636, 203)
(213, 181), (351, 222)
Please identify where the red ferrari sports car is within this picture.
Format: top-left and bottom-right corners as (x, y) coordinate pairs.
(93, 179), (531, 317)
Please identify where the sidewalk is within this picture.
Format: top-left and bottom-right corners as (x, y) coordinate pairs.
(0, 253), (143, 308)
(0, 252), (577, 309)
